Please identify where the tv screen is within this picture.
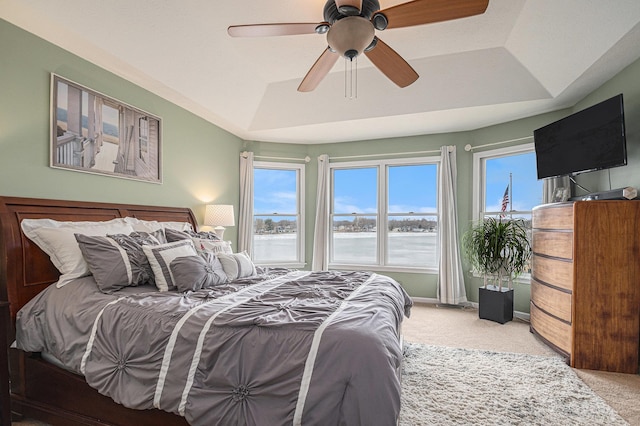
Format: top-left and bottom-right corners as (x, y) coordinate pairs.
(533, 94), (627, 180)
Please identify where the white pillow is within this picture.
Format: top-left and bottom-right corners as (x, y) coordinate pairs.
(123, 217), (193, 233)
(143, 239), (198, 291)
(217, 251), (256, 281)
(21, 217), (127, 235)
(194, 239), (233, 255)
(20, 219), (134, 288)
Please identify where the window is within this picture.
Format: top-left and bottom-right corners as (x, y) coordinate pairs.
(330, 157), (439, 271)
(472, 143), (542, 221)
(252, 162), (305, 267)
(472, 143), (543, 276)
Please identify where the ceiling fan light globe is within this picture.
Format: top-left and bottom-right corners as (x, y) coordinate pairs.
(326, 16), (375, 58)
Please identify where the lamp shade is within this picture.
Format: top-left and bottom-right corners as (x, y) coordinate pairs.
(204, 205), (235, 227)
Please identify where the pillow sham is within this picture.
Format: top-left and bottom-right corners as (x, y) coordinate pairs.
(20, 219), (134, 288)
(217, 251), (256, 281)
(194, 239), (233, 255)
(169, 252), (228, 292)
(123, 217), (193, 233)
(143, 239), (198, 291)
(76, 231), (162, 293)
(164, 228), (221, 242)
(165, 228), (231, 255)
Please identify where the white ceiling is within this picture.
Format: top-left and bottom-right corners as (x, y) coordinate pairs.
(3, 0), (640, 144)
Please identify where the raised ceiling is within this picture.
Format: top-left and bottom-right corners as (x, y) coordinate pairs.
(2, 0), (640, 144)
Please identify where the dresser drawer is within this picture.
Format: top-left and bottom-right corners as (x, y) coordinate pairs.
(531, 279), (572, 323)
(532, 230), (573, 259)
(530, 302), (571, 354)
(531, 255), (573, 291)
(533, 205), (573, 230)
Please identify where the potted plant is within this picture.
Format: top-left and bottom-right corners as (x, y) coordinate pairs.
(462, 217), (532, 324)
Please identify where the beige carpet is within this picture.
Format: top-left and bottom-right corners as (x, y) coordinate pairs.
(402, 303), (640, 426)
(12, 303), (640, 425)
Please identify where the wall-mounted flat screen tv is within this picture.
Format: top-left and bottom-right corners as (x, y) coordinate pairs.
(533, 94), (626, 180)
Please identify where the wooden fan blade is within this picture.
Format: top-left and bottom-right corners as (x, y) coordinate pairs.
(228, 23), (321, 37)
(298, 48), (339, 92)
(379, 0), (489, 29)
(335, 0), (363, 14)
(364, 38), (418, 88)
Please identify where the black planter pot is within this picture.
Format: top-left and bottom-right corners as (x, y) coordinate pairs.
(479, 286), (514, 324)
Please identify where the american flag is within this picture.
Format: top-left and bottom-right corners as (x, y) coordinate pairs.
(501, 185), (509, 213)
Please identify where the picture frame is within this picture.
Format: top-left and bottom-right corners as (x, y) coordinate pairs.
(50, 74), (162, 183)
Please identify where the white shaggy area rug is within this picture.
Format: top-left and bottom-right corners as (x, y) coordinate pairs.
(400, 343), (628, 425)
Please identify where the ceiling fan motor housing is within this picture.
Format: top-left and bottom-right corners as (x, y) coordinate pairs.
(324, 0), (381, 24)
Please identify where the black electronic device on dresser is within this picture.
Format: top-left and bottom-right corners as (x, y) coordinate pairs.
(534, 94), (627, 180)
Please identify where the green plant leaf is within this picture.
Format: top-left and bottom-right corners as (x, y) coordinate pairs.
(462, 217), (532, 278)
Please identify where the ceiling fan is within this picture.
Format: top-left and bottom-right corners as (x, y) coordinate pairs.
(228, 0), (490, 92)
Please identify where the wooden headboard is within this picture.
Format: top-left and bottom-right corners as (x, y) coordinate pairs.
(0, 196), (198, 323)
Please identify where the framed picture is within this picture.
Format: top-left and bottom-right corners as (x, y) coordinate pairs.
(50, 74), (162, 183)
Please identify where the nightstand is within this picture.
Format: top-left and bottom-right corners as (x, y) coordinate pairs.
(0, 301), (9, 425)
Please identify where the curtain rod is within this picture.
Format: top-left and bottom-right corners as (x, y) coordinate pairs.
(241, 151), (310, 163)
(464, 136), (533, 152)
(330, 147), (452, 161)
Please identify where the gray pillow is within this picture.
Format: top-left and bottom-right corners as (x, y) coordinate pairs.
(142, 239), (198, 292)
(165, 228), (221, 242)
(75, 231), (162, 293)
(170, 252), (228, 292)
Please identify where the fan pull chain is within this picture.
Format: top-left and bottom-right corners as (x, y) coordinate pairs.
(345, 56), (358, 100)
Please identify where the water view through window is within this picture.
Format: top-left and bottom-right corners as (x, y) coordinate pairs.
(330, 162), (439, 269)
(252, 166), (303, 264)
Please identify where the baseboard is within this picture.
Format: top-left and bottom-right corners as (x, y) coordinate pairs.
(410, 297), (439, 304)
(467, 301), (530, 322)
(411, 298), (530, 322)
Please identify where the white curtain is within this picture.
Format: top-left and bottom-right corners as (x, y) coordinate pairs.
(238, 151), (254, 253)
(542, 176), (571, 203)
(437, 146), (468, 305)
(312, 154), (330, 271)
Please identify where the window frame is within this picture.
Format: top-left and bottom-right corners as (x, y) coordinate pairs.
(471, 142), (536, 220)
(471, 142), (538, 282)
(328, 156), (440, 273)
(252, 161), (306, 268)
(138, 116), (149, 162)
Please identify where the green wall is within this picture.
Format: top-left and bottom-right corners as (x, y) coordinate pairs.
(0, 19), (244, 243)
(3, 18), (640, 312)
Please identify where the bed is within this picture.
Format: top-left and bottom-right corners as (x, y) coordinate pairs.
(0, 196), (412, 425)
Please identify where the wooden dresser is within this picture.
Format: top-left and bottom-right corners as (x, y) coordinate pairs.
(530, 201), (640, 374)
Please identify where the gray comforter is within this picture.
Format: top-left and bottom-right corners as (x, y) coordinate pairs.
(16, 269), (412, 425)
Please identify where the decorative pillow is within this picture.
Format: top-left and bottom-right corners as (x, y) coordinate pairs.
(217, 251), (256, 281)
(20, 219), (134, 288)
(143, 239), (198, 291)
(165, 228), (231, 255)
(169, 252), (228, 292)
(194, 239), (233, 255)
(76, 231), (163, 293)
(165, 228), (221, 242)
(124, 217), (193, 233)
